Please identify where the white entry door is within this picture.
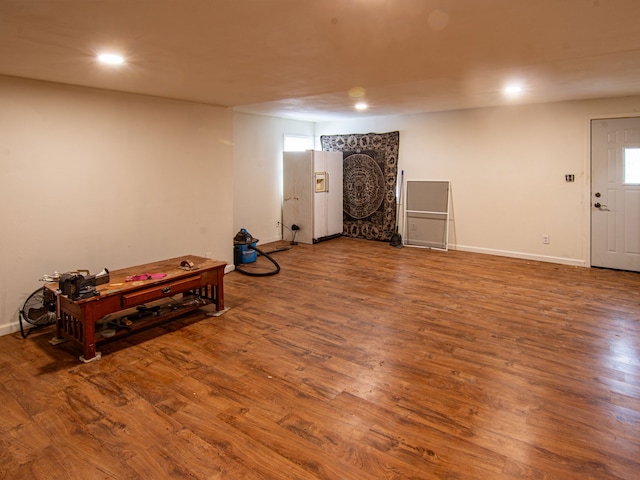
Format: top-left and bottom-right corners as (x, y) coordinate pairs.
(591, 117), (640, 272)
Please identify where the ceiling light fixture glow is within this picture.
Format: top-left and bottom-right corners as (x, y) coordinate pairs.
(97, 53), (125, 65)
(355, 102), (368, 111)
(504, 84), (523, 96)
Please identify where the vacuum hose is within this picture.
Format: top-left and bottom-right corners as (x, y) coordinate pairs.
(235, 246), (280, 277)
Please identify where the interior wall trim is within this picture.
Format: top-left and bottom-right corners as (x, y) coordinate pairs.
(452, 244), (587, 267)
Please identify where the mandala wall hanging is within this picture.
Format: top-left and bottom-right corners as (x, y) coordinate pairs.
(320, 131), (400, 241)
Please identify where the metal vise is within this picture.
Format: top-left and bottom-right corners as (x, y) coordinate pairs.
(59, 268), (110, 301)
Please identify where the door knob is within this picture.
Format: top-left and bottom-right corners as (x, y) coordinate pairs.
(594, 202), (601, 208)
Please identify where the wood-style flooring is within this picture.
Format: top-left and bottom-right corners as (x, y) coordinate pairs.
(1, 237), (639, 479)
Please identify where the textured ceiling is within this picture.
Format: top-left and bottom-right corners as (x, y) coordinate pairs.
(1, 0), (640, 121)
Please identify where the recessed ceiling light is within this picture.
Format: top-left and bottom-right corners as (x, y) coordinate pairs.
(504, 84), (523, 96)
(97, 53), (125, 65)
(355, 102), (368, 111)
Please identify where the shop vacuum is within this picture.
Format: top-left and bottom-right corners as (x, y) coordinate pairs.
(233, 228), (280, 276)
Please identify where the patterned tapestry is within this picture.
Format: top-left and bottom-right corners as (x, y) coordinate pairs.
(320, 131), (400, 241)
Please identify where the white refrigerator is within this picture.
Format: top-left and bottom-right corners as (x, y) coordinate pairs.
(282, 150), (343, 244)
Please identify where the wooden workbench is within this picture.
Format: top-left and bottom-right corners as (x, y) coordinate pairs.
(47, 255), (226, 362)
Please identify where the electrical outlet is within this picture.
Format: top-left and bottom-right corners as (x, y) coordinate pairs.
(411, 223), (417, 231)
(543, 234), (550, 244)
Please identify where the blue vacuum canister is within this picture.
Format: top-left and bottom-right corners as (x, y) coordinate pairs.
(233, 228), (258, 265)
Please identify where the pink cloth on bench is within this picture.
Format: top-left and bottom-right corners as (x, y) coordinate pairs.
(125, 273), (167, 282)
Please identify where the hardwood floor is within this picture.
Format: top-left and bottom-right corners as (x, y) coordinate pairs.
(1, 237), (639, 479)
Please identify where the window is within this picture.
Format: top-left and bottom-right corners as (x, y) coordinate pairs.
(284, 134), (314, 152)
(624, 147), (640, 184)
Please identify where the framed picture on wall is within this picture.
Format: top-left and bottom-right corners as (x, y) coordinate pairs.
(315, 171), (328, 192)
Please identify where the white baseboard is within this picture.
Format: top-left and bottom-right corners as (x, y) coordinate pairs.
(261, 235), (283, 244)
(1, 318), (22, 337)
(452, 244), (587, 267)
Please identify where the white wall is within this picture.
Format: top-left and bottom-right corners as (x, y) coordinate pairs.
(233, 112), (315, 244)
(314, 97), (640, 265)
(0, 76), (234, 336)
